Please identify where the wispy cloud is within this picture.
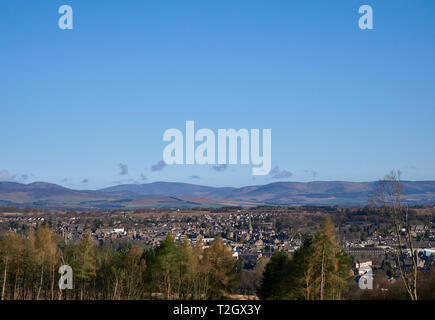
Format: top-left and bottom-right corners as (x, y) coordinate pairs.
(60, 178), (76, 186)
(0, 170), (30, 182)
(112, 178), (139, 185)
(0, 170), (15, 181)
(211, 164), (227, 172)
(270, 166), (292, 179)
(118, 163), (128, 175)
(152, 160), (167, 171)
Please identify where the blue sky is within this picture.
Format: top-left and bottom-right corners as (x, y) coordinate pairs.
(1, 0), (434, 189)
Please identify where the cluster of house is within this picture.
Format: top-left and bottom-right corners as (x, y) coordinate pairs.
(1, 211), (303, 263)
(1, 209), (434, 275)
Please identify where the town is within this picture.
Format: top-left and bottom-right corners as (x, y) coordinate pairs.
(1, 204), (434, 298)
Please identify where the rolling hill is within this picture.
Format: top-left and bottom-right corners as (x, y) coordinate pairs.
(1, 180), (435, 209)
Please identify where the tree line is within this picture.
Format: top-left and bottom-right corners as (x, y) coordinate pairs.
(0, 218), (354, 300)
(0, 225), (237, 300)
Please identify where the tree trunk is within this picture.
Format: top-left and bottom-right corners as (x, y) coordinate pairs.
(166, 274), (171, 299)
(1, 258), (8, 300)
(305, 274), (311, 300)
(37, 265), (44, 300)
(113, 277), (118, 300)
(320, 245), (325, 300)
(51, 264), (55, 300)
(13, 268), (19, 300)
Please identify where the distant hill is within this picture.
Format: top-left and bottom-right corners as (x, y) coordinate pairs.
(0, 181), (255, 209)
(100, 181), (236, 198)
(99, 180), (435, 206)
(1, 180), (435, 209)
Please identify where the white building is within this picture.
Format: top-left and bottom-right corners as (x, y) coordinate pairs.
(112, 227), (126, 235)
(356, 260), (372, 275)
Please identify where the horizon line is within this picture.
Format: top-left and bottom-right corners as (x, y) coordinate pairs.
(2, 178), (435, 192)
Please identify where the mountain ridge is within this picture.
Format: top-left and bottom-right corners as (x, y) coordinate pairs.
(1, 180), (435, 209)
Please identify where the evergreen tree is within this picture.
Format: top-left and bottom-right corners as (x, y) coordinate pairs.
(258, 251), (291, 299)
(146, 232), (180, 299)
(258, 218), (352, 300)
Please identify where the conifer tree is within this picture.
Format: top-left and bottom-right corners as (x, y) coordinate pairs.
(202, 236), (237, 299)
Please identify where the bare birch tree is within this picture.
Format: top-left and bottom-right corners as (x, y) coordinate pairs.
(371, 170), (418, 300)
